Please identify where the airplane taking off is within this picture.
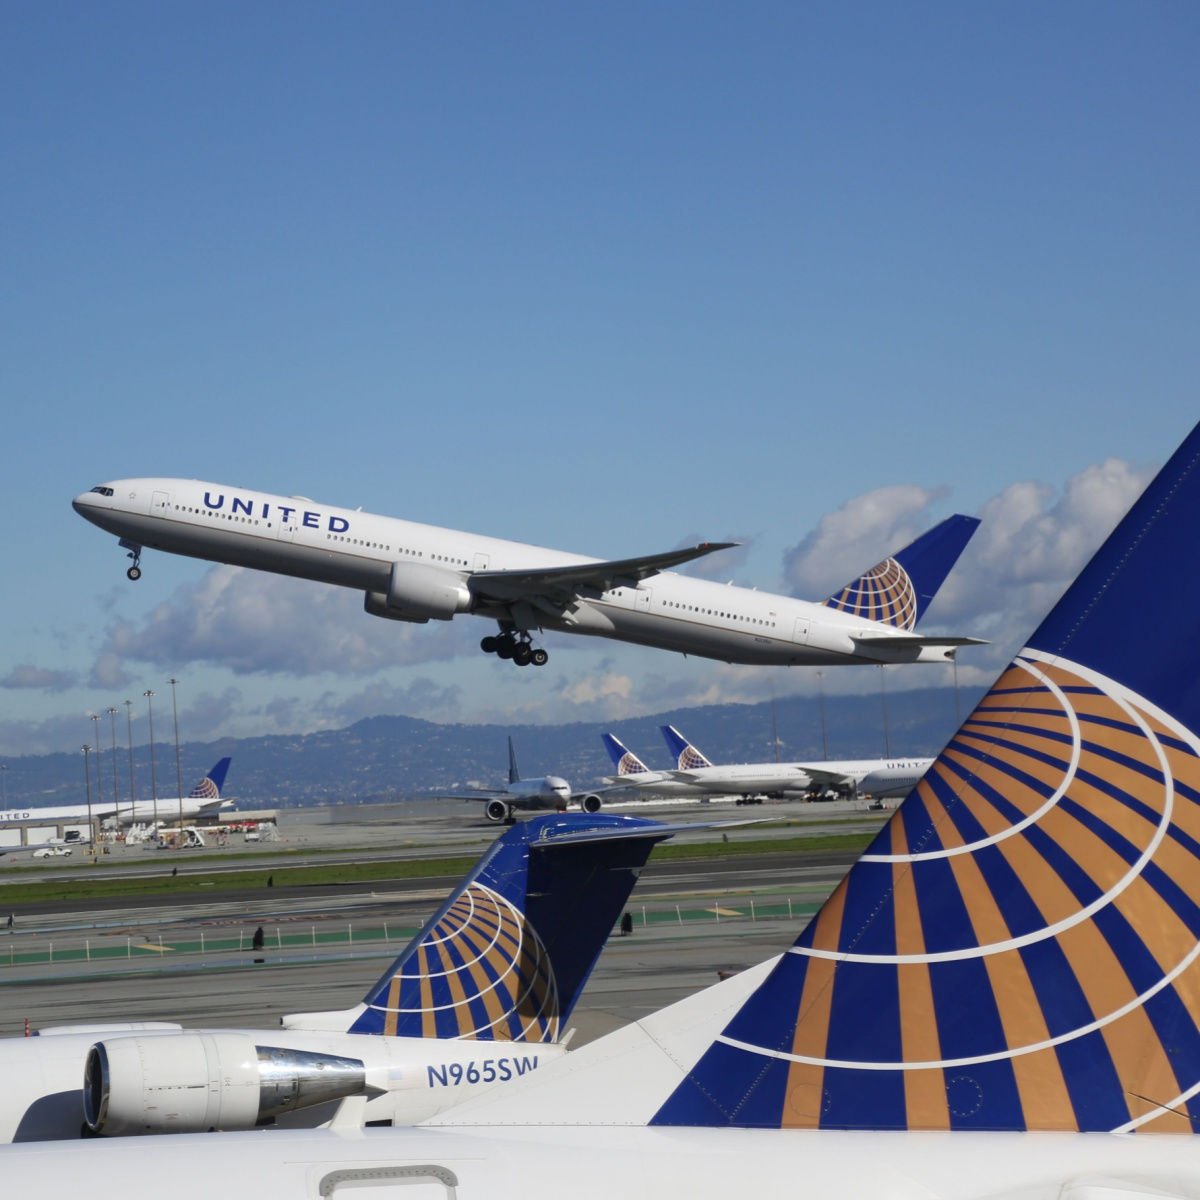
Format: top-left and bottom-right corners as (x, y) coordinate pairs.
(0, 758), (233, 829)
(21, 423), (1200, 1196)
(73, 480), (982, 668)
(661, 724), (932, 800)
(0, 812), (684, 1142)
(453, 737), (605, 823)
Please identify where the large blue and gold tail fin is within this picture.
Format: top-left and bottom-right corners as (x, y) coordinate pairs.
(335, 814), (675, 1041)
(822, 513), (979, 630)
(654, 424), (1200, 1133)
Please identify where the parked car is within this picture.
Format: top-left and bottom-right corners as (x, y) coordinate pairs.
(32, 845), (72, 858)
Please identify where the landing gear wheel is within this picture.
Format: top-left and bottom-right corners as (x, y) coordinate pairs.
(512, 643), (533, 667)
(496, 640), (515, 660)
(481, 636), (499, 654)
(126, 566), (142, 581)
(530, 648), (549, 667)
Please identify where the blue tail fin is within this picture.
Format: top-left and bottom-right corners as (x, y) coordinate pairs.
(190, 758), (230, 799)
(348, 814), (677, 1040)
(654, 424), (1200, 1134)
(602, 734), (649, 776)
(822, 513), (979, 630)
(660, 725), (713, 771)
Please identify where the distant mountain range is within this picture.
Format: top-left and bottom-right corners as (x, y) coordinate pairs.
(0, 683), (986, 810)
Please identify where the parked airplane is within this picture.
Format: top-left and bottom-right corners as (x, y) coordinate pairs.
(21, 423), (1200, 1195)
(0, 758), (233, 829)
(660, 724), (932, 800)
(73, 480), (981, 668)
(0, 811), (683, 1141)
(448, 736), (605, 823)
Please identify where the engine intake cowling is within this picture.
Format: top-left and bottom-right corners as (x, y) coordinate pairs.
(577, 794), (603, 814)
(83, 1034), (367, 1135)
(484, 799), (513, 823)
(365, 562), (472, 624)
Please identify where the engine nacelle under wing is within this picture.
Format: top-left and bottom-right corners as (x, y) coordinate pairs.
(365, 562), (472, 624)
(576, 794), (603, 814)
(83, 1034), (367, 1135)
(484, 799), (513, 823)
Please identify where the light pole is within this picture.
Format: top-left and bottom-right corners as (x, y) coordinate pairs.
(816, 671), (829, 760)
(106, 706), (120, 826)
(144, 690), (158, 834)
(169, 677), (184, 829)
(89, 713), (104, 815)
(81, 744), (93, 854)
(124, 699), (136, 827)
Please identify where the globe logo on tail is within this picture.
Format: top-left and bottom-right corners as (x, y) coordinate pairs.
(822, 556), (918, 630)
(374, 883), (559, 1043)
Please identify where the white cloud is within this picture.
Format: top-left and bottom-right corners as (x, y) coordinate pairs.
(784, 485), (950, 597)
(92, 566), (475, 679)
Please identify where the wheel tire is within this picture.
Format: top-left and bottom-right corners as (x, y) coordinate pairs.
(512, 644), (533, 666)
(480, 636), (499, 654)
(127, 566), (142, 581)
(496, 640), (515, 659)
(531, 648), (549, 667)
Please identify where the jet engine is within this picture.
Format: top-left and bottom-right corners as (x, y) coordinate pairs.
(577, 794), (603, 814)
(364, 562), (472, 623)
(484, 800), (513, 824)
(83, 1034), (368, 1136)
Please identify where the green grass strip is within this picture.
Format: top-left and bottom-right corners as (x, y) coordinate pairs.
(0, 832), (872, 906)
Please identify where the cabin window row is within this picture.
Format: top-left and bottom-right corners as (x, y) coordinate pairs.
(176, 505), (261, 525)
(660, 599), (775, 627)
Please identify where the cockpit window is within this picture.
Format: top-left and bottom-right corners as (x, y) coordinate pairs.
(90, 486), (114, 497)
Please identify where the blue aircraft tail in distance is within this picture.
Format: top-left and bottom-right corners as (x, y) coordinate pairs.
(602, 733), (650, 777)
(653, 421), (1200, 1135)
(822, 513), (980, 631)
(191, 757), (231, 799)
(347, 814), (680, 1040)
(660, 725), (714, 772)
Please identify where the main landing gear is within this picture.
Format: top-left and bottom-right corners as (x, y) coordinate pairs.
(480, 631), (549, 668)
(119, 539), (142, 581)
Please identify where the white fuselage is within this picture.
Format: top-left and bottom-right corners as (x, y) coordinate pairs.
(634, 756), (933, 799)
(0, 1122), (1192, 1198)
(73, 480), (962, 667)
(0, 797), (229, 828)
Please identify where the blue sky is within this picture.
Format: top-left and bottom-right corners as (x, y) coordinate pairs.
(2, 2), (1197, 758)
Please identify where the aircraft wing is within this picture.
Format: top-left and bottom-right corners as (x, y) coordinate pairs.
(793, 766), (855, 787)
(468, 543), (737, 606)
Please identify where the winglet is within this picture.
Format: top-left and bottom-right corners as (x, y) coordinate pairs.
(660, 725), (714, 771)
(822, 514), (980, 630)
(653, 423), (1200, 1133)
(323, 814), (677, 1040)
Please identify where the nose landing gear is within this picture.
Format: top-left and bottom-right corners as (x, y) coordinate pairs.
(119, 539), (143, 581)
(480, 630), (549, 667)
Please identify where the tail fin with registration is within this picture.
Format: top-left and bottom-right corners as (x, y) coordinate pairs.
(654, 423), (1200, 1133)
